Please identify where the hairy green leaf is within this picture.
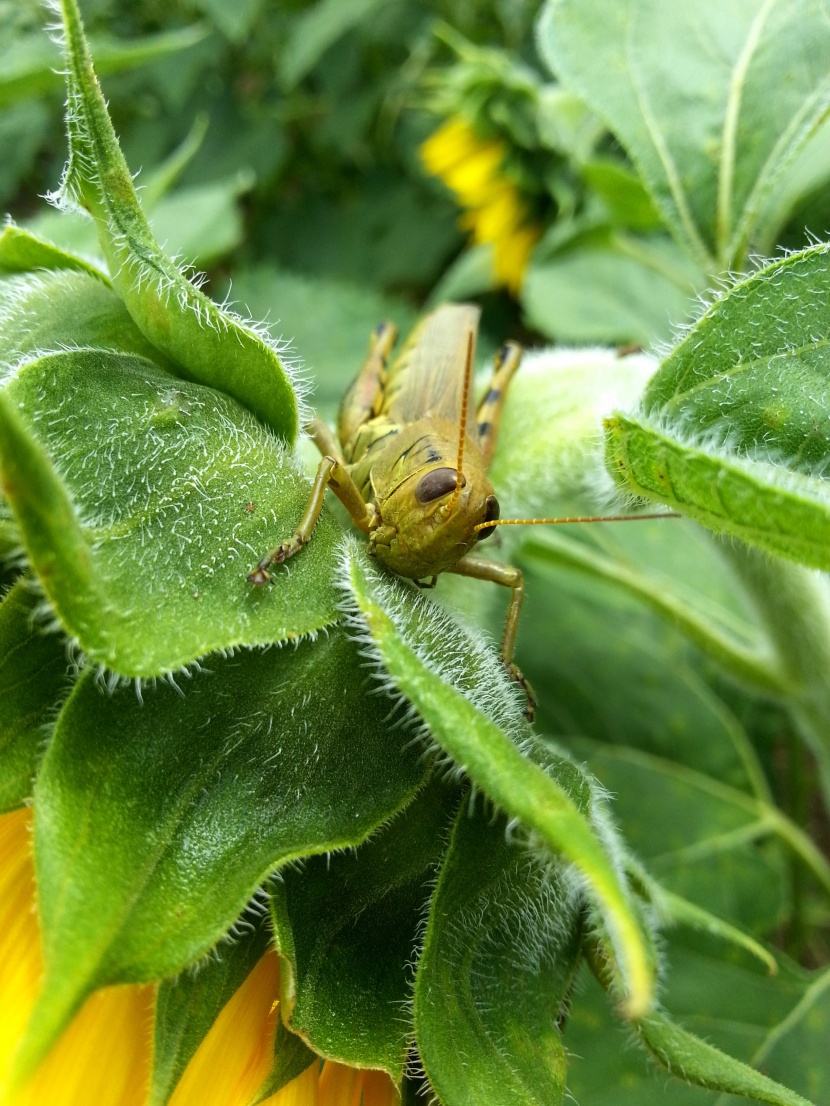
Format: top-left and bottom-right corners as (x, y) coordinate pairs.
(538, 0), (830, 270)
(0, 350), (339, 674)
(341, 539), (656, 1019)
(16, 628), (427, 1080)
(54, 0), (300, 440)
(637, 1010), (814, 1106)
(270, 778), (453, 1079)
(605, 411), (830, 571)
(0, 270), (171, 372)
(644, 244), (830, 470)
(0, 223), (106, 280)
(415, 799), (581, 1106)
(0, 579), (68, 812)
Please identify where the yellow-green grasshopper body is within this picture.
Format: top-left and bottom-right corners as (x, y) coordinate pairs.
(249, 303), (531, 712)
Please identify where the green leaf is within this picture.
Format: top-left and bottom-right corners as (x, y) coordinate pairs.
(54, 0), (300, 440)
(643, 244), (830, 470)
(509, 533), (830, 930)
(514, 527), (773, 782)
(747, 967), (830, 1106)
(147, 175), (254, 268)
(151, 907), (274, 1106)
(415, 797), (580, 1106)
(270, 779), (452, 1078)
(0, 24), (208, 109)
(341, 539), (656, 1019)
(16, 627), (428, 1081)
(521, 234), (701, 346)
(279, 0), (388, 90)
(604, 411), (830, 571)
(0, 579), (68, 812)
(581, 159), (663, 231)
(537, 0), (830, 271)
(191, 0), (263, 44)
(0, 223), (106, 280)
(0, 270), (170, 372)
(664, 895), (778, 977)
(637, 1010), (815, 1106)
(564, 953), (828, 1106)
(570, 738), (830, 924)
(0, 351), (339, 675)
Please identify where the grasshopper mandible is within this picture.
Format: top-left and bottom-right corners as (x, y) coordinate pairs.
(249, 304), (667, 719)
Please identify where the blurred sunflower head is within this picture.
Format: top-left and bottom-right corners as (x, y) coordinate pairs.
(0, 807), (397, 1106)
(420, 117), (541, 294)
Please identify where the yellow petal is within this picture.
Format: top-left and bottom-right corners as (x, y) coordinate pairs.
(440, 142), (506, 208)
(259, 1060), (319, 1106)
(419, 118), (480, 176)
(493, 223), (540, 293)
(358, 1068), (398, 1106)
(464, 184), (525, 245)
(169, 949), (281, 1106)
(0, 810), (40, 1083)
(317, 1059), (361, 1104)
(0, 808), (154, 1106)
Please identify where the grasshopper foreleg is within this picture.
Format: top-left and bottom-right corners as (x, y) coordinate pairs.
(447, 554), (536, 722)
(248, 421), (375, 585)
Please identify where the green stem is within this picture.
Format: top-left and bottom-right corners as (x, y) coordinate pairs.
(717, 540), (830, 807)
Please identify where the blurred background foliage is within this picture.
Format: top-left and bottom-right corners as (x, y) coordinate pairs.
(5, 0), (830, 358)
(0, 0), (716, 356)
(4, 1), (830, 1101)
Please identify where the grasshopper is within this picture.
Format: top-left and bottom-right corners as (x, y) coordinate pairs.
(249, 304), (667, 719)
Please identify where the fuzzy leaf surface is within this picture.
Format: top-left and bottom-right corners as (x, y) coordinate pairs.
(55, 0), (299, 440)
(637, 1010), (814, 1106)
(0, 223), (106, 279)
(0, 350), (339, 674)
(0, 580), (68, 812)
(341, 540), (656, 1019)
(0, 270), (171, 373)
(415, 799), (580, 1106)
(643, 243), (830, 471)
(18, 628), (428, 1079)
(538, 0), (830, 270)
(605, 411), (830, 571)
(270, 779), (453, 1079)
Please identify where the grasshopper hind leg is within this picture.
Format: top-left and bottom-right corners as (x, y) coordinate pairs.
(476, 340), (523, 468)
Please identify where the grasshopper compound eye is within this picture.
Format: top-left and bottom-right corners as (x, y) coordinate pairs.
(415, 467), (466, 503)
(477, 494), (500, 540)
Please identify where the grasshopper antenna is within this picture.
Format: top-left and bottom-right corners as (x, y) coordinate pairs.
(474, 511), (680, 533)
(449, 330), (474, 513)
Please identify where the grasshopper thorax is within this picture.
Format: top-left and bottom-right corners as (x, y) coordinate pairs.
(368, 417), (498, 579)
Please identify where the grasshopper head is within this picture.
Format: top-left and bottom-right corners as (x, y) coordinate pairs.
(372, 462), (499, 579)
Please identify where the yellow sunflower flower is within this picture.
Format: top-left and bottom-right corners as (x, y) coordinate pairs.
(420, 117), (540, 294)
(0, 808), (397, 1106)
